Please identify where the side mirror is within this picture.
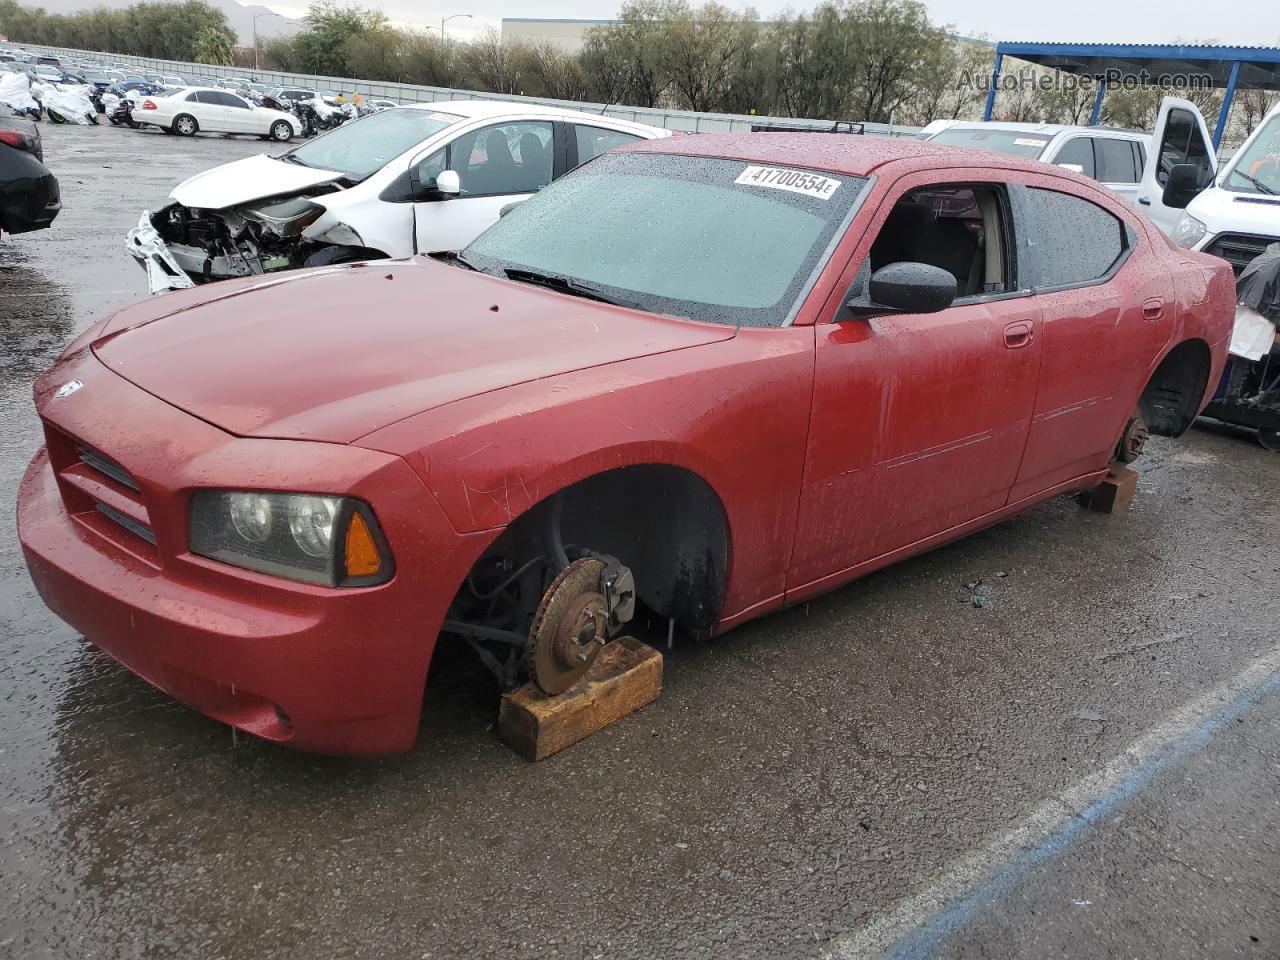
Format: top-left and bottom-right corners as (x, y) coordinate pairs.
(436, 169), (461, 197)
(1162, 162), (1202, 210)
(847, 262), (957, 316)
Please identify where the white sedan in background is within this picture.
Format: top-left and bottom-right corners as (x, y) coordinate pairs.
(138, 86), (302, 141)
(127, 99), (670, 292)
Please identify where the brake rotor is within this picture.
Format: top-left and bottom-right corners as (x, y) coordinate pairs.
(525, 557), (609, 695)
(1116, 415), (1149, 463)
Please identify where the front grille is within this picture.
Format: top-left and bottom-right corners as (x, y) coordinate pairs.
(76, 444), (138, 491)
(46, 426), (158, 561)
(1204, 233), (1277, 275)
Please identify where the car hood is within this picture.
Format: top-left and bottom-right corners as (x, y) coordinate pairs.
(1188, 184), (1280, 238)
(91, 259), (736, 444)
(170, 153), (343, 210)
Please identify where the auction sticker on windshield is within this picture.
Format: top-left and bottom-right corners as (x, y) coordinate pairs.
(735, 165), (841, 200)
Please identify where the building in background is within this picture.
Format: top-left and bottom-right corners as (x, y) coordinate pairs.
(500, 18), (617, 53)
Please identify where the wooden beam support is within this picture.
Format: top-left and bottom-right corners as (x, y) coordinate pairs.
(1079, 465), (1139, 514)
(498, 636), (663, 762)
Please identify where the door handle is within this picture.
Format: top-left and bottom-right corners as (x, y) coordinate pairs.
(1142, 297), (1165, 321)
(1003, 320), (1034, 349)
(1137, 197), (1152, 206)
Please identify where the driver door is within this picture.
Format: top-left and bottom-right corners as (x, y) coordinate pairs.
(1137, 96), (1216, 234)
(788, 174), (1042, 593)
(413, 120), (561, 252)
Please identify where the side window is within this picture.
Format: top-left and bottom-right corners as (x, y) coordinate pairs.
(446, 121), (554, 197)
(224, 93), (250, 109)
(574, 125), (642, 165)
(1053, 137), (1095, 178)
(1096, 138), (1140, 183)
(868, 185), (1010, 299)
(1156, 108), (1212, 186)
(412, 148), (446, 190)
(1023, 188), (1126, 289)
(185, 91), (202, 103)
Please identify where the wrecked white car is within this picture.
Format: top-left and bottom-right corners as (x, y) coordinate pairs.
(127, 99), (669, 293)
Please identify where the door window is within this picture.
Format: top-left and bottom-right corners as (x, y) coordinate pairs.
(1096, 138), (1140, 183)
(1156, 108), (1212, 186)
(447, 121), (554, 197)
(222, 93), (250, 109)
(574, 126), (642, 165)
(867, 185), (1010, 299)
(1053, 137), (1095, 178)
(1022, 188), (1126, 289)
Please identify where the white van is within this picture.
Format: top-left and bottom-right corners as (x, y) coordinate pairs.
(1164, 100), (1280, 271)
(924, 97), (1217, 236)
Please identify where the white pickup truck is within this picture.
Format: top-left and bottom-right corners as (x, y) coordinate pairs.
(922, 97), (1219, 237)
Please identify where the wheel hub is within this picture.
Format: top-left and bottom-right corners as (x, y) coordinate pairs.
(1117, 415), (1149, 463)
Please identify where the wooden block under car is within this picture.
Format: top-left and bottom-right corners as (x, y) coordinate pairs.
(498, 636), (663, 762)
(1079, 465), (1139, 514)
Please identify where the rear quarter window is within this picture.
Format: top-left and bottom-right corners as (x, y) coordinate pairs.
(1021, 187), (1128, 290)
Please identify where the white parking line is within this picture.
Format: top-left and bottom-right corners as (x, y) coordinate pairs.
(821, 640), (1280, 960)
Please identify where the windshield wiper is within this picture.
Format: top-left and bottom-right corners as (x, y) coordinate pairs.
(1229, 169), (1277, 196)
(502, 268), (635, 307)
(429, 250), (482, 271)
(278, 153), (310, 167)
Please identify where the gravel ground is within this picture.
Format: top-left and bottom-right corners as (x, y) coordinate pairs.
(1, 122), (1277, 960)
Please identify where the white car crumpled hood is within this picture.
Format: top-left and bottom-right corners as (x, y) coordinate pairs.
(170, 153), (345, 210)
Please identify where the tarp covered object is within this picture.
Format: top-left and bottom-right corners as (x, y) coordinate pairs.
(0, 71), (40, 114)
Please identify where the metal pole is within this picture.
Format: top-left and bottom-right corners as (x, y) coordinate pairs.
(1213, 60), (1241, 150)
(982, 51), (1003, 121)
(1088, 77), (1106, 125)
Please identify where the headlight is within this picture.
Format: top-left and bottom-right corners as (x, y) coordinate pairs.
(1171, 212), (1207, 249)
(190, 491), (392, 587)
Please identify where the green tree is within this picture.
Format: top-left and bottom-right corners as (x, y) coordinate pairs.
(193, 25), (234, 65)
(291, 1), (386, 77)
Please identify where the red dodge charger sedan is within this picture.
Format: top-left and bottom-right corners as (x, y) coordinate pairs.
(18, 134), (1233, 755)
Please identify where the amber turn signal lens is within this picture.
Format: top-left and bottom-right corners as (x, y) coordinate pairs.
(344, 511), (382, 578)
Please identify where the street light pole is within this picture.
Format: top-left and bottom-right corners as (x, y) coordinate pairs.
(252, 11), (272, 72)
(440, 12), (473, 45)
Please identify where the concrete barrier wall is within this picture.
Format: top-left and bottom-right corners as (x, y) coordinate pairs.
(6, 40), (922, 138)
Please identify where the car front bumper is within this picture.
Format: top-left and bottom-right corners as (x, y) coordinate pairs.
(17, 352), (485, 755)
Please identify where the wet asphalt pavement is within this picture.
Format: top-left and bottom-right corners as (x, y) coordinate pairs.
(2, 124), (1278, 960)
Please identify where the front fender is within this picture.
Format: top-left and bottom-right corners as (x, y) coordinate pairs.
(355, 328), (816, 620)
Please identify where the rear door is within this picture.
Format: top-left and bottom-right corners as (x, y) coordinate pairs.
(220, 92), (261, 134)
(1009, 182), (1157, 500)
(1138, 97), (1216, 234)
(191, 91), (225, 131)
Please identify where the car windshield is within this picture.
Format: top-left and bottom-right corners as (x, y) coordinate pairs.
(929, 127), (1052, 158)
(463, 152), (867, 327)
(1223, 115), (1280, 196)
(286, 107), (462, 179)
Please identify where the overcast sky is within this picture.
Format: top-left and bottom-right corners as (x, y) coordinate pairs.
(263, 0), (1277, 47)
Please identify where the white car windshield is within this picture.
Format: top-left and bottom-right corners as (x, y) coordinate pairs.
(929, 128), (1051, 158)
(1223, 115), (1280, 196)
(285, 108), (462, 179)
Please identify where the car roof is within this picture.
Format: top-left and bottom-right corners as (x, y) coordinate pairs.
(402, 98), (665, 133)
(617, 131), (1086, 178)
(939, 121), (1148, 139)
